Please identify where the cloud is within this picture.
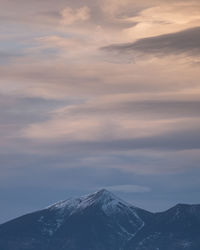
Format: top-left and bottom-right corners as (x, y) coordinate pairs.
(56, 95), (200, 119)
(1, 54), (200, 101)
(102, 26), (200, 57)
(21, 88), (200, 145)
(104, 184), (151, 193)
(0, 51), (23, 63)
(122, 2), (200, 40)
(22, 115), (200, 153)
(60, 6), (90, 25)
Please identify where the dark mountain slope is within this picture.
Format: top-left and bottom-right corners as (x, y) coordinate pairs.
(0, 189), (151, 250)
(126, 204), (200, 250)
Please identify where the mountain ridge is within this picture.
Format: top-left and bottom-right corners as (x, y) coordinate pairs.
(0, 189), (199, 250)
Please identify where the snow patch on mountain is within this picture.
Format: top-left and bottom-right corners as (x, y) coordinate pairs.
(41, 189), (145, 237)
(48, 189), (139, 217)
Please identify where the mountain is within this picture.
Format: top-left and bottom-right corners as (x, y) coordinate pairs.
(126, 203), (200, 250)
(0, 189), (151, 250)
(0, 189), (199, 250)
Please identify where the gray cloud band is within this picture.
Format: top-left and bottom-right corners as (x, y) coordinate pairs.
(102, 26), (200, 56)
(32, 126), (200, 153)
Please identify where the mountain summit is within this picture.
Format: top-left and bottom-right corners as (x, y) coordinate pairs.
(48, 189), (139, 217)
(0, 189), (200, 250)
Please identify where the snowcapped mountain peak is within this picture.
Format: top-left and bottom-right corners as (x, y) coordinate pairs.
(45, 189), (144, 238)
(47, 189), (136, 217)
(86, 188), (121, 204)
(93, 188), (112, 197)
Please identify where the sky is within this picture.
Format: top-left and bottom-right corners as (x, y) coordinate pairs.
(0, 0), (200, 223)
